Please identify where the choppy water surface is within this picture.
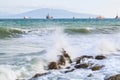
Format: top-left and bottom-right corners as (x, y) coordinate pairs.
(0, 19), (120, 80)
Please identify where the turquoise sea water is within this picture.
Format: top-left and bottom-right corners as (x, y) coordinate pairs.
(0, 19), (120, 80)
(0, 19), (120, 28)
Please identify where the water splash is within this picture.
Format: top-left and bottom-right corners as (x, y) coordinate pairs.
(0, 65), (17, 80)
(97, 39), (118, 55)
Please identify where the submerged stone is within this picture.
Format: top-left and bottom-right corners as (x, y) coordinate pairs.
(87, 74), (93, 77)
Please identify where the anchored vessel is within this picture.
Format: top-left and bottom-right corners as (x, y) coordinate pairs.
(46, 14), (53, 19)
(115, 15), (119, 19)
(24, 16), (30, 19)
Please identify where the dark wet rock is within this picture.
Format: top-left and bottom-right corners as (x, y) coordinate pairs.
(106, 74), (120, 80)
(91, 65), (104, 71)
(68, 58), (72, 63)
(81, 55), (94, 60)
(87, 74), (93, 77)
(65, 66), (71, 69)
(63, 52), (70, 58)
(75, 55), (94, 63)
(95, 55), (106, 60)
(32, 73), (48, 78)
(61, 49), (72, 63)
(58, 55), (66, 66)
(48, 62), (60, 70)
(74, 63), (89, 69)
(75, 57), (81, 64)
(64, 69), (75, 73)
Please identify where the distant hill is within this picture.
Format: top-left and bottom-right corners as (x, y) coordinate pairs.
(0, 8), (97, 19)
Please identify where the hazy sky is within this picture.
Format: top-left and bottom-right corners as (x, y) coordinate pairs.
(0, 0), (120, 17)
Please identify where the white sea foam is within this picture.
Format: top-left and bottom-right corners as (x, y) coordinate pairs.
(0, 65), (17, 80)
(45, 28), (78, 62)
(0, 26), (120, 80)
(97, 38), (118, 55)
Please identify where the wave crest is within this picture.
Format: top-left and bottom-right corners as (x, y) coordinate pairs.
(0, 27), (25, 38)
(64, 27), (120, 34)
(64, 28), (92, 34)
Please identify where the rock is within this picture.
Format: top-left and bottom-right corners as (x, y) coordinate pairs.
(65, 66), (71, 69)
(64, 69), (75, 73)
(76, 55), (94, 62)
(87, 74), (93, 77)
(58, 55), (66, 66)
(48, 62), (60, 70)
(81, 55), (94, 60)
(74, 63), (89, 69)
(68, 58), (72, 63)
(61, 48), (72, 63)
(75, 57), (81, 64)
(75, 55), (94, 64)
(106, 74), (120, 80)
(91, 65), (104, 71)
(32, 73), (48, 78)
(95, 55), (106, 60)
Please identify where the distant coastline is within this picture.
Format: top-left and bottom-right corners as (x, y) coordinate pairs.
(0, 8), (97, 19)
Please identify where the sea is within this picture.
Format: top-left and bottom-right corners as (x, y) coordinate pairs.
(0, 19), (120, 80)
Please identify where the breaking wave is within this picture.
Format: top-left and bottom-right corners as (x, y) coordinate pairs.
(0, 27), (26, 38)
(0, 26), (119, 39)
(65, 28), (91, 34)
(64, 27), (120, 34)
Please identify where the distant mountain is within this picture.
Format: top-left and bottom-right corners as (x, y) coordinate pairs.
(0, 8), (97, 18)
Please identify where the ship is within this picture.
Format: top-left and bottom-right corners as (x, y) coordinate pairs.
(24, 16), (31, 19)
(46, 14), (53, 19)
(73, 16), (75, 19)
(96, 15), (105, 19)
(115, 14), (119, 19)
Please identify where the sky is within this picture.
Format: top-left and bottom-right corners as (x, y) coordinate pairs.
(0, 0), (120, 17)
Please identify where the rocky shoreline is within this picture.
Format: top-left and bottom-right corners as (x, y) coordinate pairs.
(17, 49), (120, 80)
